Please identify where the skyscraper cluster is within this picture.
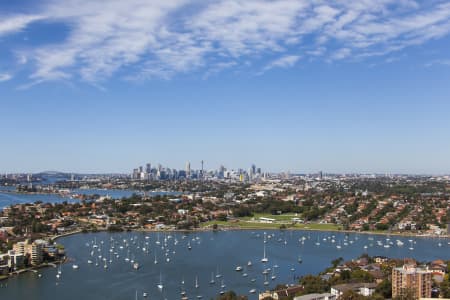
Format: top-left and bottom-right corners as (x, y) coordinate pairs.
(131, 162), (264, 182)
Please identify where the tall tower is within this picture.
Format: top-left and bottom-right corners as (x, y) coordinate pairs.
(186, 161), (191, 179)
(201, 160), (204, 179)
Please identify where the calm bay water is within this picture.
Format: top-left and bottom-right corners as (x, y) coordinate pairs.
(0, 189), (181, 210)
(0, 230), (449, 300)
(0, 192), (76, 210)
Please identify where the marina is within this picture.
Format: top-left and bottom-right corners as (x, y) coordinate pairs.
(0, 230), (449, 299)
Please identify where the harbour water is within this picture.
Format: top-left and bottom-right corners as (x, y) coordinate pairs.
(0, 188), (180, 210)
(0, 191), (76, 210)
(0, 230), (449, 300)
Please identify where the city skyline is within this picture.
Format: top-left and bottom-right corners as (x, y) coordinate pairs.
(1, 1), (450, 174)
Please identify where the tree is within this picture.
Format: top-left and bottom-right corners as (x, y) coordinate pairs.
(375, 223), (389, 230)
(350, 269), (374, 283)
(331, 257), (344, 268)
(375, 279), (392, 299)
(217, 214), (228, 222)
(440, 280), (450, 298)
(340, 270), (351, 281)
(299, 275), (329, 295)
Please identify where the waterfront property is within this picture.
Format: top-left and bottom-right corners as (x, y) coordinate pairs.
(330, 282), (377, 298)
(392, 264), (433, 299)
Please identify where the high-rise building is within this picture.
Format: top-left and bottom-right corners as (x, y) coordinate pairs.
(30, 240), (45, 266)
(13, 242), (26, 256)
(132, 168), (139, 179)
(146, 163), (152, 174)
(392, 264), (432, 299)
(200, 160), (204, 179)
(13, 239), (46, 266)
(186, 161), (191, 179)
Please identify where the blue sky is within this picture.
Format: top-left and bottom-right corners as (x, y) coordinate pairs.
(1, 0), (450, 174)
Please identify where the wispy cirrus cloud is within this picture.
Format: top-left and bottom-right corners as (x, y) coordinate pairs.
(424, 59), (450, 67)
(0, 73), (12, 82)
(262, 55), (301, 73)
(1, 0), (450, 84)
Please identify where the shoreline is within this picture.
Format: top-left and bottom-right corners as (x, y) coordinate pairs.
(50, 223), (450, 241)
(197, 222), (450, 239)
(0, 258), (67, 282)
(60, 223), (450, 240)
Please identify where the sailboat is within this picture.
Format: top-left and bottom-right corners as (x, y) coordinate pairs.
(263, 274), (269, 286)
(180, 277), (186, 296)
(154, 253), (158, 264)
(157, 272), (164, 290)
(242, 266), (248, 277)
(56, 264), (62, 279)
(261, 243), (268, 263)
(215, 266), (222, 278)
(195, 276), (199, 289)
(210, 272), (215, 284)
(271, 267), (276, 280)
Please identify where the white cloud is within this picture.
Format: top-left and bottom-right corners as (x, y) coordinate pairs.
(330, 48), (351, 60)
(424, 59), (450, 67)
(0, 14), (42, 37)
(1, 0), (450, 83)
(0, 73), (12, 82)
(263, 55), (300, 72)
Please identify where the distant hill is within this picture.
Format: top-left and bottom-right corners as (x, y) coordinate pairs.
(35, 171), (69, 176)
